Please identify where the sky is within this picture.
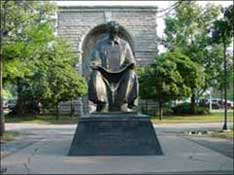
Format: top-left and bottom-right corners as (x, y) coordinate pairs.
(55, 1), (233, 52)
(55, 1), (232, 7)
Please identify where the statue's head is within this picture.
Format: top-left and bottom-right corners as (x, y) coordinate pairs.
(107, 21), (120, 37)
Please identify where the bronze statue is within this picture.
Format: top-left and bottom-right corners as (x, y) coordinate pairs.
(88, 21), (138, 112)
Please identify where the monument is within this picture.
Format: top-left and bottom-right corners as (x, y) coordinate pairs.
(88, 21), (138, 113)
(68, 21), (162, 156)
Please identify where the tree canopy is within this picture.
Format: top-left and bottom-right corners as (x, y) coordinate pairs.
(139, 50), (204, 119)
(2, 1), (56, 82)
(1, 1), (87, 115)
(163, 1), (222, 92)
(160, 2), (233, 113)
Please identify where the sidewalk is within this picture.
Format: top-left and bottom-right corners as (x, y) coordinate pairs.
(1, 123), (233, 174)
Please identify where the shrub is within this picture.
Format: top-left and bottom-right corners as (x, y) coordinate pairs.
(196, 106), (210, 115)
(172, 103), (191, 115)
(172, 103), (209, 115)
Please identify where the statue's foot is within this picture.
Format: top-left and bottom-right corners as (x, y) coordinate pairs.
(121, 103), (133, 112)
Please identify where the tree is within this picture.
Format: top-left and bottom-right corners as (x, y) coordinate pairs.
(212, 5), (233, 130)
(139, 51), (203, 119)
(162, 1), (222, 113)
(0, 1), (56, 118)
(1, 1), (87, 130)
(14, 38), (87, 116)
(2, 1), (56, 83)
(34, 38), (87, 117)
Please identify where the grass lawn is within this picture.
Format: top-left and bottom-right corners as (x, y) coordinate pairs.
(4, 112), (233, 125)
(5, 115), (79, 124)
(0, 131), (21, 143)
(151, 112), (233, 124)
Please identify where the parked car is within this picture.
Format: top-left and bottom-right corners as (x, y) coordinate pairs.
(199, 98), (233, 109)
(211, 99), (221, 109)
(225, 100), (233, 109)
(199, 98), (221, 109)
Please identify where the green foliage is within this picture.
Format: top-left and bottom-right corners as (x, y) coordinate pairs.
(5, 115), (79, 125)
(211, 5), (233, 83)
(151, 112), (233, 124)
(163, 1), (226, 96)
(164, 2), (220, 51)
(139, 50), (204, 118)
(2, 1), (57, 82)
(139, 51), (203, 102)
(211, 5), (233, 112)
(168, 50), (204, 92)
(1, 1), (87, 114)
(212, 5), (233, 45)
(2, 89), (12, 100)
(16, 39), (87, 112)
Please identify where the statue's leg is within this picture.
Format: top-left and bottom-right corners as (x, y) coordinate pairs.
(88, 70), (108, 112)
(116, 70), (138, 109)
(128, 72), (139, 108)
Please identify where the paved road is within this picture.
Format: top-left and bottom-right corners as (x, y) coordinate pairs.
(1, 122), (233, 174)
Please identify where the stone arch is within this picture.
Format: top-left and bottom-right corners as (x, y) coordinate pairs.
(80, 23), (135, 80)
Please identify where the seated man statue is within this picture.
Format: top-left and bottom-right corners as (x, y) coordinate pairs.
(88, 21), (138, 112)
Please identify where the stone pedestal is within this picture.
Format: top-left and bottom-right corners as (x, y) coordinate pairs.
(68, 113), (163, 156)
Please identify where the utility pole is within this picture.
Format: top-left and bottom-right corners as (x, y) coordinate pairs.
(222, 33), (228, 130)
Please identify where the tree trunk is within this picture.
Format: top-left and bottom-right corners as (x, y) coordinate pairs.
(16, 79), (24, 115)
(70, 100), (74, 118)
(0, 43), (4, 136)
(146, 100), (148, 114)
(159, 101), (163, 120)
(191, 93), (196, 114)
(0, 57), (4, 137)
(56, 104), (59, 120)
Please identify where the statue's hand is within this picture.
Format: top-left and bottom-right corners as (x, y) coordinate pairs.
(128, 63), (135, 69)
(122, 63), (135, 71)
